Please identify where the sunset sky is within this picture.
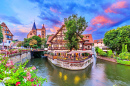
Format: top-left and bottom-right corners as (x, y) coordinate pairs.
(0, 0), (130, 41)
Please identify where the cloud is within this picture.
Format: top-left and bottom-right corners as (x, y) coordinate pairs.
(50, 7), (61, 14)
(105, 1), (128, 13)
(86, 27), (93, 31)
(50, 29), (55, 33)
(53, 26), (60, 31)
(91, 15), (114, 27)
(0, 15), (22, 25)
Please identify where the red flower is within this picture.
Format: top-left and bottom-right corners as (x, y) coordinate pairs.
(16, 82), (21, 85)
(30, 78), (34, 82)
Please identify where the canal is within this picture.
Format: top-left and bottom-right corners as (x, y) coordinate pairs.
(26, 57), (130, 86)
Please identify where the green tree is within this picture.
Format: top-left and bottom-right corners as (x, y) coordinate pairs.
(103, 25), (130, 53)
(17, 41), (24, 47)
(64, 14), (88, 51)
(41, 38), (47, 48)
(107, 49), (113, 57)
(122, 44), (125, 53)
(0, 25), (3, 43)
(29, 39), (37, 48)
(23, 36), (42, 48)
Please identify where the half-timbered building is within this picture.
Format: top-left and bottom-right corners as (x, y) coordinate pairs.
(47, 25), (94, 52)
(0, 22), (13, 48)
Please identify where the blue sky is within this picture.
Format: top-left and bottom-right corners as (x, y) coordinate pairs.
(0, 0), (130, 41)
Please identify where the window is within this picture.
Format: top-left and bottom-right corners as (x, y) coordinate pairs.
(5, 31), (6, 33)
(9, 36), (12, 39)
(7, 31), (9, 34)
(6, 35), (9, 38)
(30, 33), (32, 35)
(85, 40), (89, 42)
(9, 41), (11, 43)
(4, 27), (6, 30)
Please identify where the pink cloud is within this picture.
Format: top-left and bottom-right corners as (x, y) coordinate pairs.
(91, 15), (114, 27)
(105, 1), (128, 13)
(50, 7), (61, 14)
(50, 29), (55, 33)
(50, 7), (57, 13)
(53, 26), (60, 31)
(86, 27), (93, 31)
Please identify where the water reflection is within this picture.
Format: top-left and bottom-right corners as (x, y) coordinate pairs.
(26, 57), (130, 86)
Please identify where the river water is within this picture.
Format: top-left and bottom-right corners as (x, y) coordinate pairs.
(26, 57), (130, 86)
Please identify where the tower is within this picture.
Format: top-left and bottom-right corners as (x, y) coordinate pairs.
(32, 21), (37, 36)
(27, 22), (46, 39)
(41, 24), (46, 38)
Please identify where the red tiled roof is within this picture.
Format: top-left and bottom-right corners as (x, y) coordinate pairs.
(94, 39), (103, 43)
(38, 34), (41, 38)
(49, 24), (65, 42)
(46, 35), (53, 44)
(82, 34), (93, 43)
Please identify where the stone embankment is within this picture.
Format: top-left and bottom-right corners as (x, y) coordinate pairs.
(9, 52), (31, 66)
(97, 56), (117, 63)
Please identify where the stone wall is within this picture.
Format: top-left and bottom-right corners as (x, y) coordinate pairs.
(9, 52), (31, 66)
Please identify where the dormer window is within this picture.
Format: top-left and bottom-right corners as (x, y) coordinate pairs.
(86, 36), (89, 38)
(85, 40), (89, 42)
(4, 27), (6, 30)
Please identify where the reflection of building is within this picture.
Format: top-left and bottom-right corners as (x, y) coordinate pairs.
(27, 21), (46, 38)
(47, 25), (94, 51)
(0, 22), (13, 48)
(94, 39), (109, 52)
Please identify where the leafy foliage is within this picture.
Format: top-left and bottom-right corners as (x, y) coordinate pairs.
(82, 53), (89, 56)
(0, 25), (3, 43)
(17, 41), (24, 47)
(95, 47), (100, 53)
(119, 52), (130, 60)
(107, 49), (113, 57)
(117, 59), (130, 65)
(29, 39), (37, 48)
(64, 14), (88, 51)
(0, 54), (47, 86)
(41, 38), (48, 48)
(103, 25), (130, 53)
(23, 36), (42, 48)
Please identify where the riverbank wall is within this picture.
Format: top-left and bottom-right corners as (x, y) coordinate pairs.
(9, 52), (31, 66)
(97, 56), (117, 63)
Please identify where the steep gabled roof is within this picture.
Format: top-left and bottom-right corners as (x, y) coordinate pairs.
(32, 21), (37, 30)
(46, 35), (53, 44)
(38, 34), (41, 38)
(94, 39), (103, 43)
(82, 34), (93, 43)
(49, 24), (65, 42)
(49, 24), (85, 43)
(41, 24), (45, 30)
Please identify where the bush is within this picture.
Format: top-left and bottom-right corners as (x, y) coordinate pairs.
(33, 45), (38, 48)
(117, 59), (130, 65)
(119, 52), (130, 60)
(0, 54), (47, 86)
(95, 47), (100, 53)
(82, 53), (89, 56)
(107, 49), (113, 57)
(98, 48), (107, 57)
